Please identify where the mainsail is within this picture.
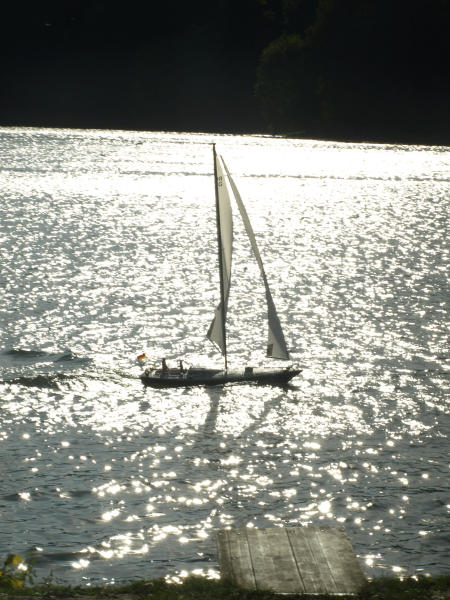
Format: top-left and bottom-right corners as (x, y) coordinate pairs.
(222, 156), (291, 361)
(206, 146), (233, 364)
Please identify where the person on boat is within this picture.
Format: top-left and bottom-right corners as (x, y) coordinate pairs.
(161, 358), (168, 376)
(179, 360), (185, 372)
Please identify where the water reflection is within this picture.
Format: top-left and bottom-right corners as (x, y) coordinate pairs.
(0, 129), (448, 584)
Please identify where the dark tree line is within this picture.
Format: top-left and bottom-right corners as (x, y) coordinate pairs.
(1, 0), (449, 144)
(256, 0), (450, 143)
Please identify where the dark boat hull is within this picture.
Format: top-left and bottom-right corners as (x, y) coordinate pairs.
(140, 366), (301, 388)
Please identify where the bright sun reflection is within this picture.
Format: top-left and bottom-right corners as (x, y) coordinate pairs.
(1, 130), (448, 585)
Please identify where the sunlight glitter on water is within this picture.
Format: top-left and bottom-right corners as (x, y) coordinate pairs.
(0, 128), (449, 584)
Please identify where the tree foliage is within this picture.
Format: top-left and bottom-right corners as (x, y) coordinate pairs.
(255, 34), (319, 133)
(255, 0), (450, 142)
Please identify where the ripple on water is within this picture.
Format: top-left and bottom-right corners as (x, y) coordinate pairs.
(0, 129), (449, 584)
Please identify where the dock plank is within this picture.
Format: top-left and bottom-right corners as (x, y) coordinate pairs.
(246, 528), (305, 594)
(216, 526), (366, 595)
(215, 528), (256, 590)
(286, 527), (329, 594)
(314, 526), (367, 593)
(292, 526), (339, 594)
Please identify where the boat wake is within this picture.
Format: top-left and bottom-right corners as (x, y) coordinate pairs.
(3, 373), (71, 389)
(0, 348), (91, 387)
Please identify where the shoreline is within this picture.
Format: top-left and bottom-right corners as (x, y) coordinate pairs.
(1, 574), (450, 600)
(0, 123), (448, 149)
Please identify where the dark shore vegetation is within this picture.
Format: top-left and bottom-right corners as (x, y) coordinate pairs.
(1, 0), (449, 145)
(1, 574), (450, 600)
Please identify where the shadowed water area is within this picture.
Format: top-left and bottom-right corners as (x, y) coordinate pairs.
(0, 128), (448, 586)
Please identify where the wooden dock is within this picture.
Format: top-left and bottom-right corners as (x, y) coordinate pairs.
(216, 526), (367, 595)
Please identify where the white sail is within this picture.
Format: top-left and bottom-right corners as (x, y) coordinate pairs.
(140, 147), (300, 388)
(206, 149), (233, 360)
(222, 157), (291, 361)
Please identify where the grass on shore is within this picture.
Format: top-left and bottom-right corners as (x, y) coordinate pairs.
(1, 574), (450, 600)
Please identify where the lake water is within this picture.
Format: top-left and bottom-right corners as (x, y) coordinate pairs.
(0, 127), (449, 586)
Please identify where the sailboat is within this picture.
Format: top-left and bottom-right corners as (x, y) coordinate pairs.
(140, 145), (300, 387)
